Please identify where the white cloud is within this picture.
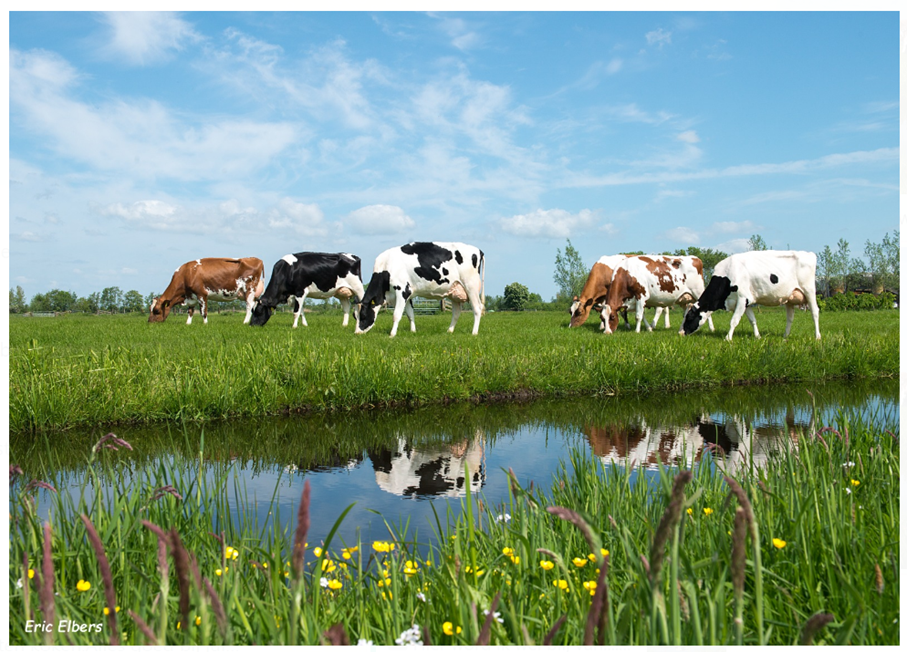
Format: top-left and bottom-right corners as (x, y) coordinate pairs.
(267, 199), (327, 236)
(99, 12), (201, 66)
(606, 59), (623, 75)
(677, 130), (700, 144)
(663, 226), (700, 245)
(715, 238), (752, 254)
(645, 28), (672, 48)
(429, 14), (481, 51)
(500, 208), (597, 239)
(346, 204), (415, 235)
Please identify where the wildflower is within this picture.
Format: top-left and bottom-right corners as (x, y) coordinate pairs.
(703, 508), (714, 516)
(416, 592), (426, 602)
(320, 577), (329, 588)
(502, 547), (515, 557)
(846, 488), (852, 495)
(378, 578), (391, 587)
(322, 559), (336, 573)
(483, 609), (504, 624)
(357, 639), (373, 646)
(225, 546), (239, 560)
(553, 579), (569, 591)
(587, 553), (597, 562)
(539, 560), (554, 571)
(442, 622), (462, 636)
(772, 538), (787, 549)
(583, 580), (597, 595)
(425, 560), (432, 567)
(372, 541), (395, 553)
(600, 548), (609, 558)
(342, 546), (358, 560)
(403, 561), (419, 576)
(851, 479), (860, 487)
(195, 616), (202, 626)
(843, 461), (855, 468)
(496, 513), (512, 523)
(394, 624), (421, 646)
(262, 562), (268, 569)
(572, 557), (588, 568)
(328, 579), (342, 590)
(28, 569), (35, 579)
(103, 606), (121, 615)
(77, 579), (91, 592)
(686, 508), (693, 516)
(313, 547), (324, 557)
(464, 566), (485, 576)
(382, 591), (393, 601)
(511, 555), (520, 565)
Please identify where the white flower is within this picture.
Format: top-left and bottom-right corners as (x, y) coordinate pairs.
(843, 461), (855, 468)
(483, 609), (504, 624)
(496, 513), (512, 523)
(395, 624), (423, 646)
(17, 578), (23, 589)
(356, 640), (373, 647)
(320, 577), (329, 588)
(416, 592), (426, 602)
(846, 488), (852, 494)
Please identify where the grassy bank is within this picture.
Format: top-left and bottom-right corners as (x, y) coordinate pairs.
(9, 410), (899, 644)
(10, 309), (899, 433)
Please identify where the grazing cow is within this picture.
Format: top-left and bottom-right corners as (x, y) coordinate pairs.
(681, 250), (821, 341)
(149, 257), (265, 325)
(569, 254), (670, 331)
(369, 437), (485, 498)
(249, 252), (364, 328)
(601, 255), (713, 334)
(355, 242), (485, 337)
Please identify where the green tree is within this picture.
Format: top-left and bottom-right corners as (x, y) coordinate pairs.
(144, 291), (158, 308)
(865, 231), (900, 294)
(834, 239), (853, 293)
(747, 234), (768, 251)
(503, 282), (530, 311)
(99, 286), (124, 312)
(123, 290), (146, 313)
(817, 245), (839, 297)
(672, 247), (728, 282)
(553, 239), (588, 300)
(9, 286), (27, 313)
(29, 293), (51, 312)
(45, 289), (77, 312)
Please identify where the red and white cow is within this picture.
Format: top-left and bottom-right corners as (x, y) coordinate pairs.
(149, 257), (265, 325)
(355, 242), (485, 337)
(681, 250), (821, 341)
(569, 254), (670, 331)
(601, 255), (713, 334)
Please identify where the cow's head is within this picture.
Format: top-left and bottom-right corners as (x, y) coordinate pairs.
(680, 302), (709, 336)
(148, 297), (171, 323)
(681, 275), (733, 336)
(601, 304), (622, 335)
(355, 271), (390, 334)
(249, 300), (273, 326)
(569, 296), (592, 328)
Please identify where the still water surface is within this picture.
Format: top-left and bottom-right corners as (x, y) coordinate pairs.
(11, 379), (898, 554)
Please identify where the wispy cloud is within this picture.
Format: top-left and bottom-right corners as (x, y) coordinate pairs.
(500, 208), (597, 239)
(645, 28), (672, 48)
(98, 12), (202, 66)
(662, 226), (699, 245)
(429, 13), (482, 51)
(346, 204), (415, 235)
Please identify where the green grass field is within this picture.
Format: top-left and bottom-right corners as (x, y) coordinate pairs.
(9, 307), (899, 433)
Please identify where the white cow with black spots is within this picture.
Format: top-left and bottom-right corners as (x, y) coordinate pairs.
(355, 242), (486, 337)
(681, 250), (821, 341)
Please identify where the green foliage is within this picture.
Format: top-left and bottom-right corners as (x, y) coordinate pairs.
(8, 309), (899, 433)
(100, 286), (124, 312)
(747, 234), (768, 251)
(817, 291), (896, 312)
(503, 282), (530, 311)
(670, 247), (728, 282)
(553, 239), (587, 300)
(10, 286), (27, 313)
(122, 290), (146, 313)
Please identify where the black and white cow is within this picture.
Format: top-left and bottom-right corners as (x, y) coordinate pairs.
(681, 250), (821, 341)
(355, 242), (485, 337)
(249, 252), (364, 327)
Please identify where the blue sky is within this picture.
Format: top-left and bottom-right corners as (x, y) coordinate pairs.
(8, 11), (900, 300)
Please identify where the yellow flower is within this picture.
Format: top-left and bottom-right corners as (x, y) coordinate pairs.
(587, 553), (597, 562)
(686, 508), (693, 515)
(502, 547), (515, 557)
(539, 560), (554, 571)
(225, 546), (239, 560)
(28, 569), (35, 579)
(442, 622), (462, 636)
(372, 541), (395, 553)
(511, 555), (520, 565)
(76, 580), (91, 592)
(403, 561), (419, 576)
(572, 557), (588, 568)
(600, 548), (609, 558)
(425, 560), (432, 567)
(313, 547), (323, 557)
(703, 508), (714, 516)
(195, 616), (202, 626)
(262, 562), (268, 569)
(322, 559), (336, 573)
(103, 606), (121, 615)
(381, 590), (393, 601)
(851, 479), (860, 487)
(583, 580), (597, 595)
(284, 571), (290, 578)
(772, 538), (787, 549)
(465, 566), (485, 576)
(327, 579), (342, 590)
(553, 579), (569, 591)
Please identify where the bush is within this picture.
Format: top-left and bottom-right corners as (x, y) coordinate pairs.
(817, 291), (895, 312)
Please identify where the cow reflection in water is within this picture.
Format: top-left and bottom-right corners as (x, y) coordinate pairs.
(368, 437), (485, 498)
(585, 409), (807, 473)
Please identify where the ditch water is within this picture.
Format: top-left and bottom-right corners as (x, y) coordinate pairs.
(10, 378), (899, 556)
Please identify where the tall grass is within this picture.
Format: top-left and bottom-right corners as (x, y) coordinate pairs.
(9, 309), (899, 432)
(9, 410), (899, 644)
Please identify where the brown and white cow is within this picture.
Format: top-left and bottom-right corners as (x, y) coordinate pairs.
(570, 254), (670, 331)
(600, 255), (714, 334)
(149, 257), (265, 325)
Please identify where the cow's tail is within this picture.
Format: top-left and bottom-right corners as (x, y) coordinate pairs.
(480, 250), (486, 315)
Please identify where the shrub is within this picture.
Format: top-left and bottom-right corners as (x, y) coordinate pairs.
(817, 292), (895, 312)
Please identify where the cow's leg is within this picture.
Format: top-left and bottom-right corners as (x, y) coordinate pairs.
(293, 293), (309, 328)
(201, 298), (208, 325)
(243, 292), (256, 324)
(389, 292), (406, 337)
(725, 300), (748, 341)
(405, 299), (416, 332)
(464, 282), (484, 335)
(186, 306), (193, 325)
(339, 296), (352, 327)
(784, 304), (796, 338)
(807, 293), (821, 340)
(744, 306), (760, 339)
(636, 302), (647, 333)
(650, 307), (663, 329)
(620, 306), (631, 330)
(448, 300), (462, 333)
(663, 307), (670, 329)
